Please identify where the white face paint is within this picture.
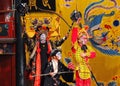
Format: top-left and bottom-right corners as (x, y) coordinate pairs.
(40, 33), (46, 41)
(56, 52), (62, 60)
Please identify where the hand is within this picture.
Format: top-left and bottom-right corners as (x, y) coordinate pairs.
(65, 33), (69, 38)
(49, 72), (55, 77)
(80, 53), (87, 58)
(63, 33), (69, 40)
(26, 65), (31, 71)
(68, 62), (74, 70)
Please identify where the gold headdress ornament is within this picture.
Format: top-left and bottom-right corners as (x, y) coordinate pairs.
(35, 25), (51, 39)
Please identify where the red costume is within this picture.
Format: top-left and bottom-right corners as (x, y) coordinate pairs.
(25, 25), (69, 86)
(71, 26), (96, 86)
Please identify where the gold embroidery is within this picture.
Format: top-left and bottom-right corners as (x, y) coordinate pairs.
(29, 0), (37, 10)
(42, 0), (51, 9)
(42, 45), (45, 47)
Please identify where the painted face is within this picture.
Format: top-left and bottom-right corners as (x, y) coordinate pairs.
(56, 52), (62, 60)
(40, 33), (46, 41)
(76, 18), (81, 24)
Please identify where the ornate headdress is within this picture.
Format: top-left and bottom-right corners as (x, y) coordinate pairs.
(70, 10), (82, 22)
(35, 25), (50, 39)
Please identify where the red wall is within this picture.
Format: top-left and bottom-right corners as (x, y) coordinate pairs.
(0, 0), (12, 22)
(0, 0), (16, 86)
(0, 56), (15, 86)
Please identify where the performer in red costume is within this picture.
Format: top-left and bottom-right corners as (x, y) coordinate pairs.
(24, 25), (69, 86)
(71, 10), (96, 86)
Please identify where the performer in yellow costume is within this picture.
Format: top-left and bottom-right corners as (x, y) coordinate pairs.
(71, 27), (96, 86)
(71, 17), (96, 86)
(70, 10), (96, 86)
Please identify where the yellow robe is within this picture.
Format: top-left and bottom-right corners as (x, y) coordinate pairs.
(74, 42), (92, 79)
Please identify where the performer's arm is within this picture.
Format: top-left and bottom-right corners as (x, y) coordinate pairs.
(60, 62), (74, 82)
(55, 33), (69, 47)
(44, 62), (53, 76)
(30, 42), (37, 59)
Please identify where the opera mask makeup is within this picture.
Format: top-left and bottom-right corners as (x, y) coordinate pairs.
(56, 52), (62, 60)
(40, 33), (46, 41)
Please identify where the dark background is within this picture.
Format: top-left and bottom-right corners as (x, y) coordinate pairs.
(21, 0), (56, 12)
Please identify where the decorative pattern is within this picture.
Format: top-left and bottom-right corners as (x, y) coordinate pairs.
(24, 15), (61, 40)
(83, 0), (120, 55)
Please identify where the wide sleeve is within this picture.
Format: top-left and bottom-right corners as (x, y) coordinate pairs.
(55, 36), (67, 47)
(44, 62), (53, 74)
(59, 62), (74, 82)
(86, 45), (96, 59)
